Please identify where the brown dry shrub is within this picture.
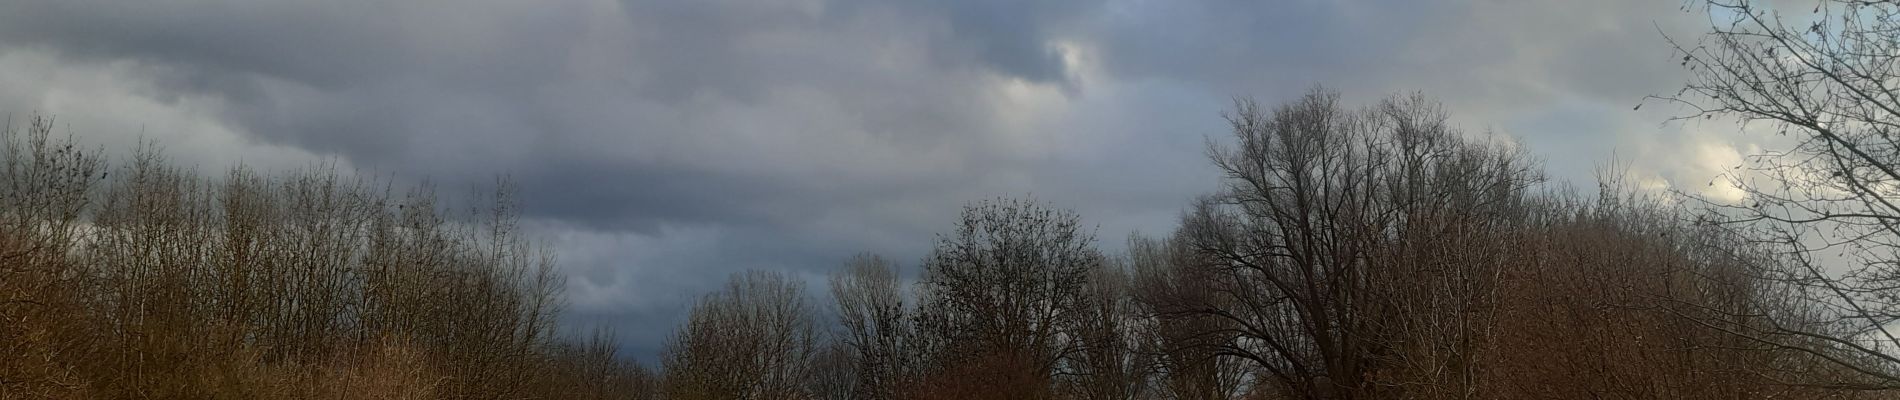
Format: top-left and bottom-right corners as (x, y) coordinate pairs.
(310, 338), (442, 400)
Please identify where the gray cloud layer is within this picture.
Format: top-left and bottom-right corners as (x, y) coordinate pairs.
(0, 0), (1745, 359)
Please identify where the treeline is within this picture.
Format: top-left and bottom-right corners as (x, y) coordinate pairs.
(653, 91), (1881, 399)
(0, 116), (653, 399)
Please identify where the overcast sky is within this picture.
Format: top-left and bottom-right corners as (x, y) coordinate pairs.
(0, 0), (1765, 360)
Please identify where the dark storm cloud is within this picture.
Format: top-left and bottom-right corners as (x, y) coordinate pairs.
(0, 0), (1746, 360)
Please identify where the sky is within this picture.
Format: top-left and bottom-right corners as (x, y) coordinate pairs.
(0, 0), (1769, 360)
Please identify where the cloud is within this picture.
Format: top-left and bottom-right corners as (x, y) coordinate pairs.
(0, 0), (1759, 361)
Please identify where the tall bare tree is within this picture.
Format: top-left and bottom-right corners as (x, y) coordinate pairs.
(1658, 0), (1900, 389)
(1172, 89), (1540, 398)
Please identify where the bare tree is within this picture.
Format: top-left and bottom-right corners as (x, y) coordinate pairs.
(830, 253), (911, 399)
(0, 115), (104, 398)
(1656, 0), (1900, 389)
(910, 197), (1101, 399)
(663, 270), (820, 399)
(1129, 234), (1250, 400)
(1173, 89), (1540, 398)
(1059, 255), (1153, 400)
(811, 339), (859, 400)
